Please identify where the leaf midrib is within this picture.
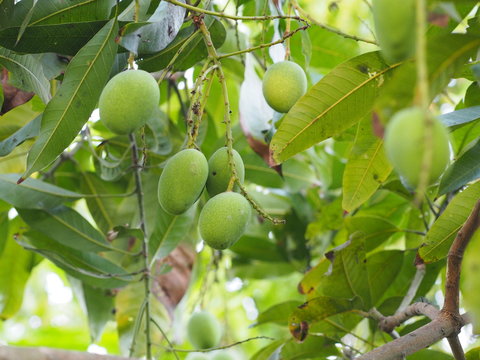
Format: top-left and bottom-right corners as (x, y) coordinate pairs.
(30, 0), (97, 25)
(277, 63), (400, 156)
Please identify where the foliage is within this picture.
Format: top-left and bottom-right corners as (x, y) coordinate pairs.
(0, 0), (480, 359)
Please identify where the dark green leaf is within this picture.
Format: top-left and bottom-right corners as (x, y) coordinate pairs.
(280, 336), (339, 359)
(19, 230), (132, 288)
(17, 206), (115, 253)
(271, 51), (395, 163)
(0, 115), (41, 156)
(0, 47), (50, 103)
(439, 140), (480, 195)
(0, 21), (108, 56)
(82, 282), (114, 342)
(23, 18), (118, 180)
(439, 105), (480, 127)
(0, 173), (82, 209)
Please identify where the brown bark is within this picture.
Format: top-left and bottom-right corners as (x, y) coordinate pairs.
(0, 346), (137, 360)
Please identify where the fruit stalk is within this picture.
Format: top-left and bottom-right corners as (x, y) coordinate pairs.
(129, 134), (152, 360)
(414, 0), (433, 204)
(198, 20), (285, 225)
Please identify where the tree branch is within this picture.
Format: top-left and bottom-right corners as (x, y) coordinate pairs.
(378, 302), (439, 334)
(442, 199), (480, 314)
(0, 346), (137, 360)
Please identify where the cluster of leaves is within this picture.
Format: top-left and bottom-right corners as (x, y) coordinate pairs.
(1, 0), (480, 359)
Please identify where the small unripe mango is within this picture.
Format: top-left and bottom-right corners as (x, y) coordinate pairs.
(212, 352), (235, 360)
(199, 192), (251, 249)
(99, 70), (160, 134)
(206, 147), (245, 197)
(262, 61), (307, 113)
(187, 311), (221, 350)
(158, 149), (208, 215)
(384, 107), (451, 189)
(372, 0), (416, 63)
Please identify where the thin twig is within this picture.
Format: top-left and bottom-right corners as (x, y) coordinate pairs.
(395, 262), (426, 314)
(154, 336), (274, 353)
(150, 318), (179, 360)
(290, 0), (377, 45)
(447, 336), (466, 360)
(129, 134), (152, 360)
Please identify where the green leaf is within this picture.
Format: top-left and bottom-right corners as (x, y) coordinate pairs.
(0, 47), (50, 103)
(466, 347), (480, 360)
(344, 215), (400, 251)
(288, 296), (359, 341)
(0, 173), (82, 209)
(376, 34), (480, 119)
(81, 282), (114, 342)
(280, 336), (339, 359)
(0, 217), (37, 319)
(270, 51), (395, 163)
(148, 205), (195, 265)
(118, 0), (185, 55)
(19, 230), (133, 289)
(17, 206), (115, 252)
(0, 81), (3, 109)
(419, 181), (480, 263)
(250, 340), (286, 360)
(27, 0), (115, 25)
(0, 115), (41, 156)
(439, 140), (480, 195)
(461, 231), (480, 333)
(0, 21), (108, 56)
(22, 18), (118, 180)
(439, 105), (480, 127)
(342, 117), (393, 212)
(254, 301), (303, 326)
(138, 16), (226, 72)
(408, 350), (453, 360)
(367, 250), (404, 305)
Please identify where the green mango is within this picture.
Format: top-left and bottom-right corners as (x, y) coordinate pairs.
(206, 147), (245, 197)
(372, 0), (416, 63)
(158, 149), (208, 215)
(199, 192), (251, 249)
(99, 70), (160, 134)
(384, 107), (451, 189)
(187, 311), (221, 350)
(262, 60), (307, 113)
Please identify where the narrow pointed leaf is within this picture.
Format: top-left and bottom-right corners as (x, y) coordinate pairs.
(0, 21), (108, 55)
(439, 140), (480, 195)
(22, 18), (118, 180)
(342, 117), (392, 212)
(0, 47), (50, 103)
(419, 181), (480, 263)
(17, 206), (114, 252)
(0, 174), (82, 209)
(270, 51), (396, 163)
(439, 105), (480, 127)
(0, 115), (41, 156)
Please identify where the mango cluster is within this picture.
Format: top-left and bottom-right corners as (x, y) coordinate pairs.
(157, 147), (251, 249)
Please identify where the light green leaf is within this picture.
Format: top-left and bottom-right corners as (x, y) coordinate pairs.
(81, 282), (114, 342)
(0, 46), (50, 103)
(345, 215), (400, 251)
(22, 18), (118, 180)
(0, 217), (37, 319)
(419, 181), (480, 263)
(250, 340), (285, 360)
(0, 173), (82, 209)
(280, 336), (339, 359)
(254, 301), (303, 326)
(148, 205), (195, 266)
(270, 51), (396, 163)
(342, 117), (392, 212)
